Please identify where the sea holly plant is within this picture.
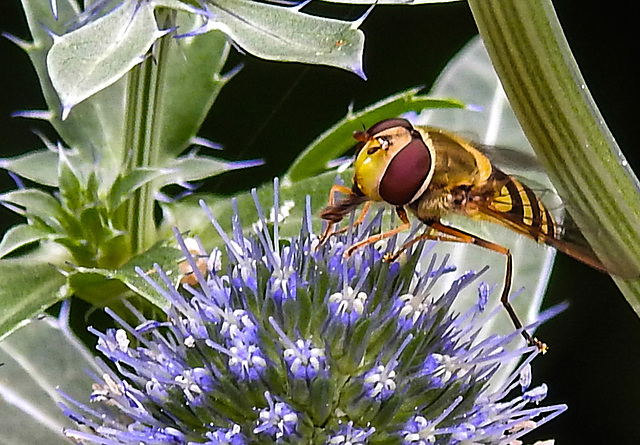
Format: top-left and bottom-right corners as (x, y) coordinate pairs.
(0, 0), (355, 332)
(57, 182), (567, 444)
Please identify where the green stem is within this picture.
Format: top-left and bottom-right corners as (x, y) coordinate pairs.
(467, 0), (640, 314)
(123, 12), (177, 255)
(124, 58), (156, 256)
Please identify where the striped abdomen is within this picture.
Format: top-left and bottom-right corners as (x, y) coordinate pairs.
(484, 169), (559, 243)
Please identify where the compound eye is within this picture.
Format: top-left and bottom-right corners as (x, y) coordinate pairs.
(378, 136), (432, 206)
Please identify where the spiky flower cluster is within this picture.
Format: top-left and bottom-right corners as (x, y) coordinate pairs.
(60, 183), (565, 444)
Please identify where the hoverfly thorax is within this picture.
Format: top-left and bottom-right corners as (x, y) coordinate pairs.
(353, 119), (436, 206)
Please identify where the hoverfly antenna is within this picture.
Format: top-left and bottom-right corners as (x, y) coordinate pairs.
(353, 129), (369, 142)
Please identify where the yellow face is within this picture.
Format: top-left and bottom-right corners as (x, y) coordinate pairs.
(352, 119), (435, 206)
(354, 126), (413, 201)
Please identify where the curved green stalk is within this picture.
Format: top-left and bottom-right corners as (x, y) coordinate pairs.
(468, 0), (640, 315)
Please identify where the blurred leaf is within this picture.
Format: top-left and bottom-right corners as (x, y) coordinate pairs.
(68, 242), (183, 309)
(67, 272), (131, 307)
(469, 0), (640, 315)
(286, 88), (463, 181)
(0, 254), (67, 341)
(0, 224), (53, 258)
(47, 0), (164, 117)
(0, 150), (59, 187)
(0, 303), (101, 445)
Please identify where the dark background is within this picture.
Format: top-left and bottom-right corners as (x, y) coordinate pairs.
(1, 1), (638, 443)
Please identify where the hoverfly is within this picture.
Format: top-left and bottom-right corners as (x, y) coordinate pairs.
(319, 118), (610, 352)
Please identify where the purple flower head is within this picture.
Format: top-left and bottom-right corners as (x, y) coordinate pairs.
(60, 180), (565, 444)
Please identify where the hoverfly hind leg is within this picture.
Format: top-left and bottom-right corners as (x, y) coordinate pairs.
(382, 217), (427, 263)
(428, 221), (548, 354)
(490, 246), (548, 354)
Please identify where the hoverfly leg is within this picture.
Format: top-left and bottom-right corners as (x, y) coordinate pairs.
(498, 254), (548, 354)
(318, 184), (357, 246)
(429, 221), (548, 354)
(321, 201), (372, 245)
(385, 224), (476, 262)
(383, 219), (442, 262)
(344, 206), (411, 258)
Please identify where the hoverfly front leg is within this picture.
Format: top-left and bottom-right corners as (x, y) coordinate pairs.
(320, 201), (372, 245)
(319, 184), (357, 245)
(319, 184), (370, 247)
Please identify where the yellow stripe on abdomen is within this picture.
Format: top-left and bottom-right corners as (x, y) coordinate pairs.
(490, 172), (559, 243)
(492, 184), (513, 213)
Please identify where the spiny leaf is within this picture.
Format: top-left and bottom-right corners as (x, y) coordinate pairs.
(193, 0), (367, 77)
(0, 150), (59, 187)
(0, 189), (66, 224)
(107, 168), (166, 211)
(47, 0), (166, 117)
(158, 155), (264, 185)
